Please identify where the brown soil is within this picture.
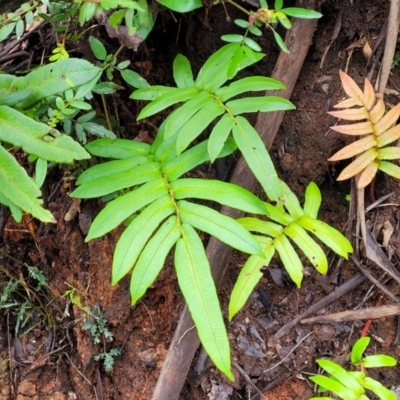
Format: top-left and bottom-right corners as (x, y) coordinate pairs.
(1, 0), (400, 399)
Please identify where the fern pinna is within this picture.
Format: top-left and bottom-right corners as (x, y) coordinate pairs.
(72, 44), (352, 379)
(328, 70), (400, 188)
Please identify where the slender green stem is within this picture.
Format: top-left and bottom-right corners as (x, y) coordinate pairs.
(224, 0), (252, 16)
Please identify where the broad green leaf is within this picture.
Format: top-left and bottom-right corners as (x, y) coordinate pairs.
(378, 147), (400, 160)
(0, 106), (90, 163)
(137, 87), (199, 119)
(309, 375), (358, 400)
(157, 0), (202, 12)
(226, 96), (295, 115)
(0, 75), (15, 101)
(121, 69), (149, 89)
(85, 138), (151, 159)
(303, 182), (321, 218)
(1, 88), (32, 106)
(175, 223), (233, 380)
(378, 161), (400, 179)
(130, 85), (172, 101)
(130, 216), (181, 304)
(0, 191), (22, 222)
(363, 377), (397, 400)
(171, 179), (266, 214)
(233, 116), (283, 201)
(298, 215), (353, 257)
(274, 234), (303, 287)
(89, 36), (107, 61)
(112, 195), (174, 284)
(351, 337), (370, 365)
(76, 155), (152, 184)
(216, 76), (285, 102)
(238, 217), (283, 237)
(196, 43), (239, 90)
(164, 90), (212, 139)
(163, 137), (237, 180)
(280, 180), (304, 218)
(176, 100), (225, 154)
(0, 145), (54, 223)
(173, 54), (194, 88)
(264, 202), (294, 225)
(12, 59), (101, 109)
(71, 161), (162, 198)
(227, 46), (248, 79)
(154, 130), (180, 163)
(229, 240), (274, 320)
(316, 359), (363, 395)
(208, 113), (235, 162)
(0, 22), (16, 42)
(284, 223), (328, 274)
(85, 178), (168, 241)
(280, 7), (322, 19)
(177, 200), (262, 255)
(362, 354), (397, 368)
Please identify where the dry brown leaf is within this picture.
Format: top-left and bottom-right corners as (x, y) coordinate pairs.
(339, 70), (364, 103)
(357, 161), (378, 188)
(331, 121), (374, 135)
(362, 77), (375, 110)
(374, 103), (400, 135)
(376, 125), (400, 147)
(334, 97), (363, 108)
(328, 107), (369, 120)
(337, 148), (378, 181)
(369, 99), (385, 124)
(328, 136), (377, 161)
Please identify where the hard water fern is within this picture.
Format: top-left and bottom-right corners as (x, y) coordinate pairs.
(71, 43), (352, 379)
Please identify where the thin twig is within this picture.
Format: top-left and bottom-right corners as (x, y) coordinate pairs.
(233, 361), (267, 400)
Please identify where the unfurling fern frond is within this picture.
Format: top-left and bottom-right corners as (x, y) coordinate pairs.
(328, 70), (400, 188)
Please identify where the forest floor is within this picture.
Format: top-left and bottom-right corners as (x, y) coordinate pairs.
(1, 0), (400, 399)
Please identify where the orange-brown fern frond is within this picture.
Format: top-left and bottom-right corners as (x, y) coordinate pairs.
(328, 70), (400, 189)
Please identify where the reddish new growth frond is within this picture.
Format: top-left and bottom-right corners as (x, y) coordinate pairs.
(328, 70), (400, 189)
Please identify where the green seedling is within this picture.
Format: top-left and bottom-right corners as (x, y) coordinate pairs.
(310, 336), (397, 400)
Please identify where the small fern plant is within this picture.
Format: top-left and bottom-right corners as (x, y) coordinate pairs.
(0, 58), (102, 222)
(71, 42), (352, 379)
(328, 70), (400, 188)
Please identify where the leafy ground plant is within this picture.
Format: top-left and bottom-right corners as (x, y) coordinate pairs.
(309, 336), (397, 400)
(328, 70), (400, 188)
(72, 41), (352, 379)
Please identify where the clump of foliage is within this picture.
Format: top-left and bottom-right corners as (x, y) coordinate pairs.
(309, 336), (397, 400)
(328, 70), (400, 188)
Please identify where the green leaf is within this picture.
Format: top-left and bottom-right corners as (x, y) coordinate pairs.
(85, 138), (151, 159)
(229, 240), (274, 320)
(284, 223), (328, 274)
(34, 158), (47, 188)
(0, 191), (22, 222)
(208, 114), (235, 162)
(80, 122), (117, 138)
(85, 178), (168, 241)
(0, 88), (32, 106)
(175, 223), (233, 380)
(130, 216), (181, 304)
(275, 0), (283, 10)
(281, 180), (304, 218)
(232, 116), (283, 202)
(120, 69), (149, 89)
(280, 7), (323, 19)
(277, 14), (292, 29)
(0, 106), (90, 163)
(0, 22), (16, 42)
(157, 0), (202, 12)
(71, 161), (162, 198)
(0, 145), (54, 223)
(272, 29), (289, 53)
(70, 100), (91, 110)
(173, 54), (194, 88)
(298, 215), (353, 258)
(378, 161), (400, 179)
(163, 90), (212, 139)
(113, 195), (174, 284)
(244, 37), (262, 52)
(221, 34), (244, 43)
(89, 36), (107, 61)
(76, 155), (151, 184)
(130, 85), (172, 101)
(303, 182), (321, 218)
(274, 234), (303, 287)
(309, 375), (358, 400)
(363, 377), (397, 400)
(163, 138), (237, 181)
(12, 59), (101, 109)
(317, 359), (363, 394)
(238, 217), (283, 237)
(177, 200), (262, 255)
(264, 202), (294, 225)
(351, 337), (370, 365)
(171, 179), (266, 214)
(216, 76), (285, 102)
(226, 96), (294, 115)
(137, 87), (199, 119)
(176, 99), (225, 154)
(362, 354), (397, 368)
